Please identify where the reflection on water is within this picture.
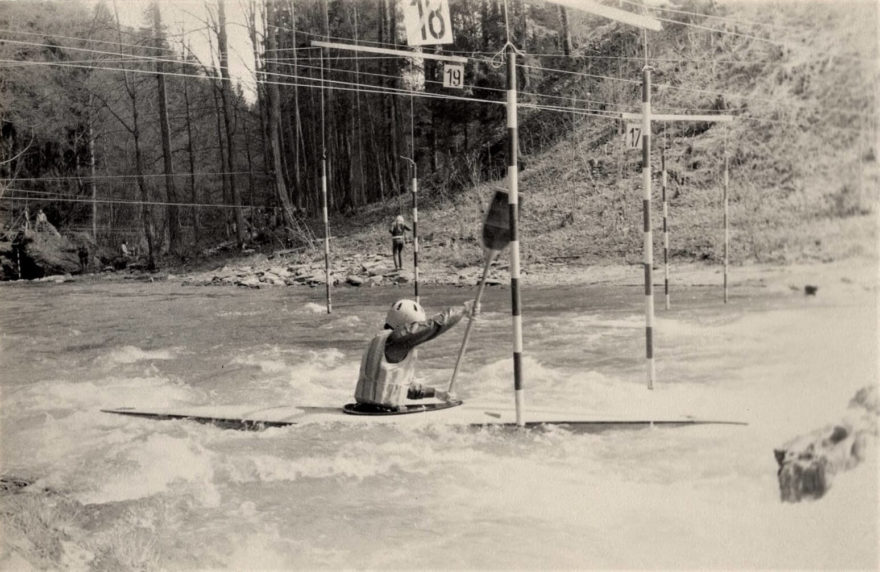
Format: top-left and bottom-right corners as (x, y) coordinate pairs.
(0, 278), (876, 569)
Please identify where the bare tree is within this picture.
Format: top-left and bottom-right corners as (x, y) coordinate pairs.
(152, 2), (181, 255)
(215, 0), (245, 246)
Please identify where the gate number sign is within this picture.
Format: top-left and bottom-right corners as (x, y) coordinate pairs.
(625, 123), (643, 150)
(403, 0), (454, 46)
(443, 64), (464, 88)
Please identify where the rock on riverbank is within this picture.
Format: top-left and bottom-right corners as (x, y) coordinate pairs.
(774, 385), (878, 503)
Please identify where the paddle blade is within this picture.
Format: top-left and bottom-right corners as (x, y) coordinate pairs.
(482, 190), (516, 251)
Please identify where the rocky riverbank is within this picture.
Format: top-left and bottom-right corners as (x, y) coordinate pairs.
(161, 247), (878, 304)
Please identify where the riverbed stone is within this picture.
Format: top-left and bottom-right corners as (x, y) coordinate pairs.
(235, 275), (262, 288)
(774, 385), (878, 502)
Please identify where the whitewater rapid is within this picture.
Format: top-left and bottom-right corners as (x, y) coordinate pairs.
(0, 278), (876, 569)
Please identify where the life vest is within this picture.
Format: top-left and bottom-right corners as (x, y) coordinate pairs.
(390, 222), (405, 243)
(354, 330), (416, 408)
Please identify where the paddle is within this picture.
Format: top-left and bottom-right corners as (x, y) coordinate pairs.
(448, 190), (514, 394)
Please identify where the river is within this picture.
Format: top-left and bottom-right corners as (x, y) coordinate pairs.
(0, 275), (877, 569)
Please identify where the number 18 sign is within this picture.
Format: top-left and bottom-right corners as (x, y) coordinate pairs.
(402, 0), (454, 46)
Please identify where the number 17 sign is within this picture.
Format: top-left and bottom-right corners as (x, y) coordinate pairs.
(402, 0), (454, 46)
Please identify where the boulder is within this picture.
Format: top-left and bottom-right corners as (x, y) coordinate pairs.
(367, 275), (383, 287)
(363, 261), (390, 276)
(347, 275), (365, 286)
(774, 385), (878, 502)
(234, 275), (262, 288)
(267, 265), (291, 278)
(259, 272), (286, 286)
(3, 229), (80, 279)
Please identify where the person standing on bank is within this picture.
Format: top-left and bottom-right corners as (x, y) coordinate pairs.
(389, 215), (411, 270)
(77, 244), (89, 274)
(354, 299), (479, 411)
(35, 208), (48, 232)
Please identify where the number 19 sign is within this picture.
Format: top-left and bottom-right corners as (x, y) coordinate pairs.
(402, 0), (454, 46)
(443, 63), (464, 88)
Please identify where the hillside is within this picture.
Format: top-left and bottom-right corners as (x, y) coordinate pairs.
(319, 0), (878, 272)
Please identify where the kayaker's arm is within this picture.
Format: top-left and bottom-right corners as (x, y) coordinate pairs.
(384, 305), (468, 364)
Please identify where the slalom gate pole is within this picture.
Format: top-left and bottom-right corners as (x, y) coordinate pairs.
(662, 147), (669, 310)
(723, 152), (729, 304)
(411, 165), (419, 303)
(320, 47), (331, 314)
(507, 45), (525, 426)
(641, 66), (655, 390)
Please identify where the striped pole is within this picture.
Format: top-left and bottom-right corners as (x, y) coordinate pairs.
(411, 167), (420, 303)
(507, 46), (525, 426)
(723, 154), (729, 304)
(641, 66), (655, 390)
(320, 46), (332, 314)
(662, 147), (669, 310)
(322, 152), (331, 313)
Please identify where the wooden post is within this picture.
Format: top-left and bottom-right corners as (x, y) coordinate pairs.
(723, 155), (729, 304)
(662, 147), (669, 310)
(507, 46), (524, 426)
(641, 66), (655, 390)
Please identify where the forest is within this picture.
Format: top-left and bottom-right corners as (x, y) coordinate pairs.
(0, 0), (876, 273)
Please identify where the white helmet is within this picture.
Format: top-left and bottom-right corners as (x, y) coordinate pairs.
(385, 299), (426, 330)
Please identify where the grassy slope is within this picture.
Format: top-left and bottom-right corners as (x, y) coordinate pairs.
(317, 1), (877, 272)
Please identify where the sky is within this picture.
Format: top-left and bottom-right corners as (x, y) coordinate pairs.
(100, 0), (257, 97)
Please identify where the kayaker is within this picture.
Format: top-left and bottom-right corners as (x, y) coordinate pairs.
(354, 299), (479, 411)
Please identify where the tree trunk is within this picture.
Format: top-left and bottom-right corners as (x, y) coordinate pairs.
(211, 85), (230, 238)
(286, 0), (303, 211)
(241, 108), (255, 210)
(113, 6), (155, 269)
(87, 98), (98, 241)
(182, 52), (200, 247)
(153, 3), (181, 255)
(217, 0), (245, 247)
(265, 0), (298, 229)
(558, 5), (572, 56)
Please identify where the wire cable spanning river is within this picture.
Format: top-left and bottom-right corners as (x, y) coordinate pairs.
(0, 275), (877, 569)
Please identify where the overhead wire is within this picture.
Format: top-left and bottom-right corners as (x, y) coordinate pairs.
(4, 33), (872, 120)
(4, 171), (266, 183)
(0, 26), (182, 53)
(1, 56), (871, 134)
(1, 188), (249, 209)
(0, 22), (872, 140)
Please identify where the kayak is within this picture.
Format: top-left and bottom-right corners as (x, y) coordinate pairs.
(101, 402), (747, 433)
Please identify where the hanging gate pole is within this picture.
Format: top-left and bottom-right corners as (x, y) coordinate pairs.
(401, 157), (419, 303)
(662, 147), (669, 310)
(507, 46), (525, 426)
(411, 170), (419, 302)
(641, 66), (655, 390)
(319, 47), (332, 314)
(723, 154), (729, 304)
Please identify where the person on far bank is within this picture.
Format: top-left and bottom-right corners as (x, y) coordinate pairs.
(120, 240), (131, 259)
(35, 209), (48, 232)
(78, 244), (89, 274)
(354, 299), (479, 411)
(389, 214), (411, 270)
